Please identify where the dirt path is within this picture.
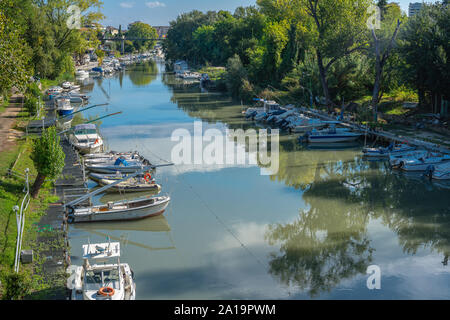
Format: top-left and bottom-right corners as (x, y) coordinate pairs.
(0, 95), (25, 153)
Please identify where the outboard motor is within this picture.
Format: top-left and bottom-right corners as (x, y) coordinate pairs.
(424, 165), (435, 180)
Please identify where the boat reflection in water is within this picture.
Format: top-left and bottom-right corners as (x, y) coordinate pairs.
(306, 141), (362, 151)
(72, 215), (176, 253)
(73, 214), (171, 233)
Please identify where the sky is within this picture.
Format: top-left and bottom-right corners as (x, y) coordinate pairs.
(99, 0), (417, 27)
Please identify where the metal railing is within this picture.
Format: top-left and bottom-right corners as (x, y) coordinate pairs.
(13, 168), (31, 273)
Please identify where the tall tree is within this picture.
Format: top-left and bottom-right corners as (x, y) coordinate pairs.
(31, 127), (65, 198)
(301, 0), (371, 110)
(0, 0), (31, 97)
(370, 3), (404, 119)
(127, 22), (158, 52)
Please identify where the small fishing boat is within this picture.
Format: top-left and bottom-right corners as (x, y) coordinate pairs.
(89, 172), (129, 183)
(400, 153), (450, 171)
(68, 241), (136, 300)
(424, 162), (450, 180)
(55, 97), (74, 117)
(75, 70), (89, 78)
(67, 195), (170, 223)
(85, 157), (150, 174)
(300, 126), (362, 143)
(84, 151), (139, 159)
(84, 153), (142, 164)
(98, 176), (161, 194)
(363, 143), (416, 158)
(389, 150), (429, 167)
(69, 124), (104, 154)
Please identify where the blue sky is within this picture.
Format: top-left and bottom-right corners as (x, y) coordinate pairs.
(99, 0), (415, 27)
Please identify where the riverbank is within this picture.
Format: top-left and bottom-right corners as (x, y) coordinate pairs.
(0, 95), (71, 299)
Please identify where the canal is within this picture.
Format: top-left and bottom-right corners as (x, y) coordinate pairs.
(68, 60), (450, 299)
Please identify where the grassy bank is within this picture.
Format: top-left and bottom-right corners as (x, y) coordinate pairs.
(0, 119), (62, 300)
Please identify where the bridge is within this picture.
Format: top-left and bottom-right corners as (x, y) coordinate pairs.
(100, 37), (165, 54)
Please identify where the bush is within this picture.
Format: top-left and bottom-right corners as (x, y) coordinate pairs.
(26, 82), (41, 99)
(1, 271), (32, 300)
(24, 96), (38, 116)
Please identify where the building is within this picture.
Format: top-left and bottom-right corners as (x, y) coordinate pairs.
(408, 2), (423, 16)
(105, 26), (119, 36)
(153, 26), (169, 39)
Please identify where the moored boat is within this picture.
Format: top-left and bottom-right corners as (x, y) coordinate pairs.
(400, 153), (450, 171)
(68, 241), (136, 300)
(67, 195), (170, 223)
(300, 126), (362, 143)
(98, 177), (161, 194)
(425, 162), (450, 180)
(363, 143), (416, 158)
(69, 124), (104, 154)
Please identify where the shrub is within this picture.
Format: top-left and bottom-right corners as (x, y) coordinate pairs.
(1, 271), (32, 300)
(26, 82), (41, 99)
(24, 96), (38, 116)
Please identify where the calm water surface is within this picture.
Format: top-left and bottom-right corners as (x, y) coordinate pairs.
(69, 61), (450, 299)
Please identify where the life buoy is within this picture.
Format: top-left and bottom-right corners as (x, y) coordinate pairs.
(144, 173), (152, 182)
(98, 287), (115, 297)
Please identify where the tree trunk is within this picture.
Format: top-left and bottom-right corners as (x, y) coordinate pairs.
(31, 173), (46, 199)
(316, 50), (332, 112)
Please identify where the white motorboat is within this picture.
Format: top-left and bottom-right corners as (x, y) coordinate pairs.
(67, 195), (170, 223)
(389, 150), (429, 167)
(62, 81), (71, 89)
(75, 69), (89, 78)
(363, 143), (416, 158)
(401, 153), (450, 171)
(69, 124), (104, 154)
(68, 241), (136, 300)
(98, 177), (161, 194)
(301, 126), (362, 143)
(430, 162), (450, 180)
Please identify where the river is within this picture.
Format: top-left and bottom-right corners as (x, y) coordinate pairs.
(68, 60), (450, 299)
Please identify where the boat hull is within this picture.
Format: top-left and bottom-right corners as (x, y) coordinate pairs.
(71, 197), (170, 223)
(307, 134), (362, 143)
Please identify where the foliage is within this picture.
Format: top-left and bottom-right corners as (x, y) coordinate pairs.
(399, 3), (450, 106)
(1, 270), (32, 300)
(31, 127), (65, 180)
(127, 22), (158, 52)
(24, 96), (38, 116)
(0, 1), (31, 98)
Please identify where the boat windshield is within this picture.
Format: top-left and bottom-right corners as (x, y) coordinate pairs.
(75, 129), (97, 135)
(84, 268), (120, 291)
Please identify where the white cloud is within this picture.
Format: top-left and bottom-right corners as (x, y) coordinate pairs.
(120, 2), (134, 8)
(146, 1), (166, 8)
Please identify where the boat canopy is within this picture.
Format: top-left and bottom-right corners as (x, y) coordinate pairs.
(114, 158), (129, 166)
(75, 124), (97, 130)
(83, 242), (120, 260)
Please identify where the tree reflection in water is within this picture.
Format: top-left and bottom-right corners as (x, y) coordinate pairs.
(162, 71), (450, 297)
(128, 60), (158, 87)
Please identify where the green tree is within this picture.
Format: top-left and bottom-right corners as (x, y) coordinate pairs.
(30, 127), (65, 198)
(127, 22), (158, 52)
(399, 4), (450, 109)
(369, 3), (404, 118)
(0, 1), (30, 98)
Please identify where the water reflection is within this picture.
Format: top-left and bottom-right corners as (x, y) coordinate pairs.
(162, 73), (450, 297)
(127, 61), (157, 87)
